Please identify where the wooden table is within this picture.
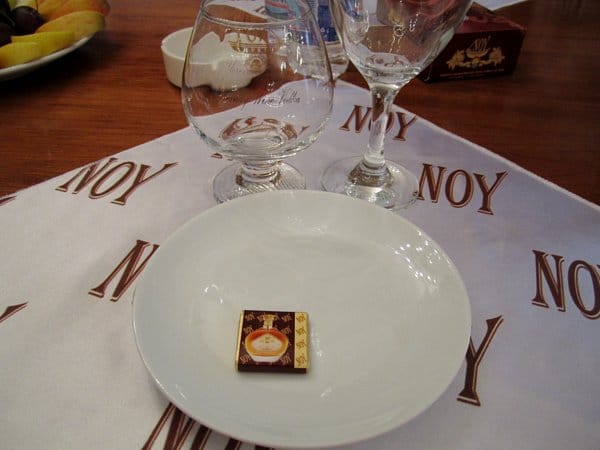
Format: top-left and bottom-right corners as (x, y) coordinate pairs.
(1, 0), (598, 204)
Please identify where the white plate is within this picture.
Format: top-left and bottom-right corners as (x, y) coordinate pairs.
(133, 190), (471, 448)
(0, 36), (92, 81)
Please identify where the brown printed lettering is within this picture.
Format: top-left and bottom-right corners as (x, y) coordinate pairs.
(393, 111), (417, 141)
(339, 104), (416, 139)
(55, 157), (177, 206)
(417, 164), (446, 203)
(417, 164), (506, 214)
(445, 169), (474, 208)
(340, 104), (371, 133)
(88, 162), (137, 199)
(89, 239), (159, 302)
(531, 250), (599, 320)
(143, 403), (211, 450)
(458, 315), (504, 406)
(531, 250), (566, 311)
(568, 260), (600, 319)
(474, 171), (508, 215)
(56, 157), (119, 194)
(111, 162), (178, 205)
(0, 302), (27, 325)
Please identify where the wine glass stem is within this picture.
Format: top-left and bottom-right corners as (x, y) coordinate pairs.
(348, 85), (400, 187)
(364, 85), (400, 169)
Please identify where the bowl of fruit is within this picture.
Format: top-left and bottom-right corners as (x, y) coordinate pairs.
(0, 0), (110, 80)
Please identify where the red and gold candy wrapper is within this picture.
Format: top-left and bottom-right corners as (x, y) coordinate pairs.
(418, 2), (526, 82)
(236, 310), (309, 373)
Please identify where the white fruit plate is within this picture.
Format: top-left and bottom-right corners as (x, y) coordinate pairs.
(0, 35), (92, 81)
(133, 190), (472, 448)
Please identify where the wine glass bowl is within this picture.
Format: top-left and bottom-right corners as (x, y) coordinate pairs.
(182, 0), (333, 203)
(323, 0), (472, 210)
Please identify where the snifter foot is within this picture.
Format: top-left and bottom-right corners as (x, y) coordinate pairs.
(213, 162), (305, 203)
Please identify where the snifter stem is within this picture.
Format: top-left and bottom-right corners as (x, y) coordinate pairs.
(238, 162), (279, 186)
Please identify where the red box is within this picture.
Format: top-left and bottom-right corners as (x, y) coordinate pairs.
(418, 3), (526, 82)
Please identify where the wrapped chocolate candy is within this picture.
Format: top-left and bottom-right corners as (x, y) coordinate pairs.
(236, 310), (309, 373)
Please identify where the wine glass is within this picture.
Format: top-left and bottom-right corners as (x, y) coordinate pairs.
(182, 0), (333, 203)
(323, 0), (472, 209)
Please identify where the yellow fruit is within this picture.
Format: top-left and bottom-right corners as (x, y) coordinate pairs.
(35, 10), (105, 41)
(0, 42), (42, 68)
(48, 0), (110, 20)
(38, 0), (68, 20)
(12, 31), (76, 56)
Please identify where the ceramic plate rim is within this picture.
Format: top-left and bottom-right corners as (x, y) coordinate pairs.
(0, 35), (92, 81)
(132, 190), (471, 448)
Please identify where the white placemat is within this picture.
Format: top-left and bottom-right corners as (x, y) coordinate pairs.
(1, 81), (598, 450)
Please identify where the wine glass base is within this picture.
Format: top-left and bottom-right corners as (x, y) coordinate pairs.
(213, 162), (306, 203)
(322, 156), (418, 210)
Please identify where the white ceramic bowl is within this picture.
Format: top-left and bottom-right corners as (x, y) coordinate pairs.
(161, 27), (267, 90)
(161, 27), (192, 87)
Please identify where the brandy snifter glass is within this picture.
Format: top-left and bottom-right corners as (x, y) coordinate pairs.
(182, 0), (333, 203)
